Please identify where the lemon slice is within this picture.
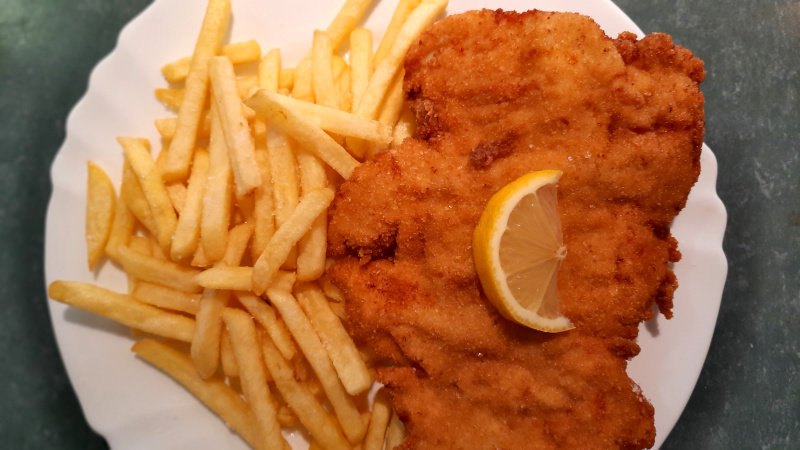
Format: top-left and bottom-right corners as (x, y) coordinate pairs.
(473, 170), (573, 332)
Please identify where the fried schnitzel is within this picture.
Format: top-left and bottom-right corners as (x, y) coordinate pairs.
(327, 9), (704, 449)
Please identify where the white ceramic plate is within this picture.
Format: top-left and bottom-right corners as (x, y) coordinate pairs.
(45, 0), (728, 448)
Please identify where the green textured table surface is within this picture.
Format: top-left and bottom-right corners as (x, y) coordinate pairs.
(1, 0), (797, 448)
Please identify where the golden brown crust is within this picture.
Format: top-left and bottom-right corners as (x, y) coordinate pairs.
(328, 9), (704, 449)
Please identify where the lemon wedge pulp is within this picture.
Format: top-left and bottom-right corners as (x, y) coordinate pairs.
(473, 170), (573, 332)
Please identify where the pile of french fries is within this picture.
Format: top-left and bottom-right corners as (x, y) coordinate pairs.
(48, 0), (449, 448)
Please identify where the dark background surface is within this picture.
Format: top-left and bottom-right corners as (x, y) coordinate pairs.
(1, 0), (797, 448)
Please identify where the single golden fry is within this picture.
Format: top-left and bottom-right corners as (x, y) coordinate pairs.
(48, 281), (195, 342)
(279, 68), (294, 90)
(335, 66), (353, 112)
(258, 48), (281, 93)
(117, 245), (201, 293)
(367, 69), (406, 158)
(392, 106), (416, 147)
(154, 116), (212, 141)
(222, 308), (286, 450)
(265, 288), (366, 443)
(349, 27), (373, 113)
(132, 281), (201, 315)
(244, 92), (359, 178)
(131, 339), (260, 448)
(165, 182), (187, 214)
(236, 291), (297, 361)
(219, 327), (239, 377)
(196, 266), (255, 291)
(251, 149), (276, 262)
(118, 137), (178, 254)
(236, 74), (259, 99)
(384, 411), (408, 449)
(373, 0), (422, 66)
(104, 191), (135, 261)
(221, 222), (254, 267)
(171, 149), (209, 261)
(363, 388), (392, 450)
(252, 188), (334, 295)
(201, 105), (233, 262)
(294, 282), (371, 395)
(312, 30), (339, 110)
(121, 159), (158, 236)
(191, 288), (229, 379)
(356, 0), (447, 120)
(296, 151), (328, 281)
(86, 162), (116, 270)
(264, 126), (299, 228)
(163, 0), (231, 181)
(293, 58), (315, 103)
(321, 0), (373, 52)
(248, 90), (392, 145)
(161, 39), (262, 83)
(208, 56), (262, 198)
(260, 332), (350, 450)
(154, 87), (184, 110)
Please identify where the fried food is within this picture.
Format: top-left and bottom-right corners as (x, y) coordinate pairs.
(328, 9), (705, 449)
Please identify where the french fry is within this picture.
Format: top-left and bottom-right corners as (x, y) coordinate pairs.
(86, 162), (116, 271)
(384, 411), (407, 449)
(154, 116), (212, 141)
(131, 339), (260, 448)
(118, 137), (178, 253)
(201, 104), (233, 262)
(294, 282), (371, 395)
(163, 0), (231, 181)
(349, 27), (373, 113)
(191, 288), (229, 379)
(117, 245), (201, 293)
(258, 48), (281, 93)
(49, 281), (195, 342)
(373, 0), (422, 66)
(161, 39), (262, 83)
(312, 30), (339, 110)
(222, 308), (286, 450)
(320, 0), (373, 52)
(363, 388), (392, 450)
(367, 69), (405, 158)
(236, 74), (260, 99)
(376, 69), (405, 128)
(154, 87), (184, 110)
(260, 332), (350, 450)
(335, 66), (352, 113)
(220, 327), (239, 377)
(104, 191), (135, 261)
(208, 56), (262, 198)
(265, 288), (366, 443)
(293, 58), (315, 103)
(170, 149), (209, 261)
(251, 149), (276, 262)
(252, 188), (334, 294)
(279, 68), (294, 91)
(165, 182), (187, 214)
(121, 159), (158, 236)
(264, 127), (299, 228)
(248, 90), (392, 145)
(392, 107), (416, 146)
(221, 222), (254, 267)
(356, 0), (447, 120)
(244, 92), (359, 178)
(132, 281), (202, 315)
(236, 291), (297, 361)
(296, 151), (328, 281)
(196, 266), (255, 291)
